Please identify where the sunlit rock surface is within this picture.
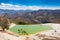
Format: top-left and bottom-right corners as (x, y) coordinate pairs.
(0, 23), (60, 40)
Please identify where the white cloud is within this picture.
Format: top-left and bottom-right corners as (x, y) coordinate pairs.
(0, 3), (60, 10)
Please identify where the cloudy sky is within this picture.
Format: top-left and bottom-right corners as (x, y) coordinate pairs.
(0, 0), (60, 10)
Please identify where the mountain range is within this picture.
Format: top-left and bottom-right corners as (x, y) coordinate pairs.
(0, 9), (60, 24)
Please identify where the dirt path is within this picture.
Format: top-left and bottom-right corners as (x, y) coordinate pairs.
(0, 31), (26, 40)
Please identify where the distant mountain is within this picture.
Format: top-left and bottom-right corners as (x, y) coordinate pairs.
(23, 9), (60, 23)
(1, 9), (60, 24)
(0, 9), (33, 15)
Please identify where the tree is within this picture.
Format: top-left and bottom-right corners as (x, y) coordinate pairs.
(0, 16), (10, 31)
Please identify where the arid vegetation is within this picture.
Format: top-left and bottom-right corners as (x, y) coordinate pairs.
(0, 16), (10, 31)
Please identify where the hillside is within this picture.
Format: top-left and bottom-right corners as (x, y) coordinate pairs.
(0, 9), (60, 24)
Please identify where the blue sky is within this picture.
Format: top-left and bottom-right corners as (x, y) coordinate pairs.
(0, 0), (60, 10)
